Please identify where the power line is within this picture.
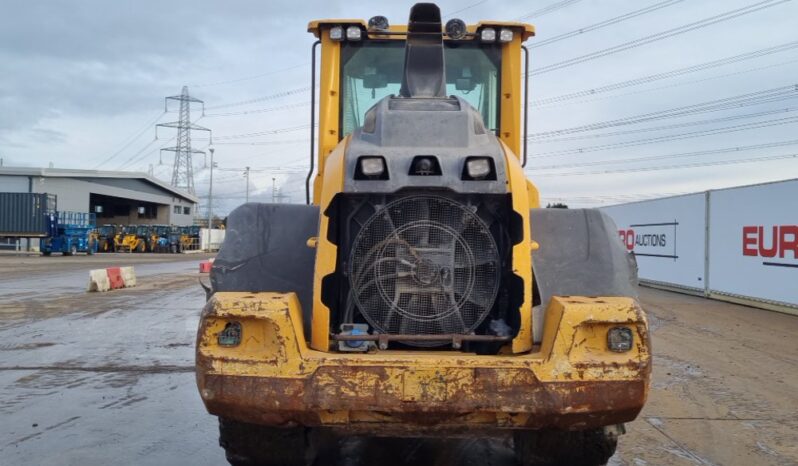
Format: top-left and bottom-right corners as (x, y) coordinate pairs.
(528, 114), (798, 158)
(516, 0), (584, 20)
(529, 0), (791, 76)
(444, 0), (488, 18)
(533, 56), (798, 111)
(530, 41), (798, 107)
(206, 86), (311, 110)
(528, 84), (798, 139)
(542, 191), (690, 203)
(532, 152), (798, 177)
(528, 138), (798, 170)
(531, 106), (798, 144)
(93, 110), (165, 169)
(209, 124), (313, 141)
(117, 135), (180, 171)
(192, 63), (308, 88)
(212, 139), (309, 146)
(529, 0), (684, 49)
(115, 138), (161, 170)
(204, 102), (310, 118)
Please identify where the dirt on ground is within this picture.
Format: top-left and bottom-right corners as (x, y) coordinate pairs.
(617, 288), (798, 465)
(0, 253), (796, 465)
(0, 251), (215, 279)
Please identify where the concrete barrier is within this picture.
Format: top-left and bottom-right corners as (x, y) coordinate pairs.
(107, 267), (124, 289)
(87, 266), (137, 292)
(120, 266), (136, 287)
(88, 269), (111, 292)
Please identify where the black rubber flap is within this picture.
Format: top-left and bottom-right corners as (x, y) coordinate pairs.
(211, 203), (319, 338)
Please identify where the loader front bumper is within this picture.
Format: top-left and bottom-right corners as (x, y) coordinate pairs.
(196, 292), (650, 433)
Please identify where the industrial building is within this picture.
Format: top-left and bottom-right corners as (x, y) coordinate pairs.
(0, 167), (198, 226)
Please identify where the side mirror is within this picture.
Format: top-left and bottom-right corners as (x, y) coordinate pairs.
(455, 78), (476, 91)
(363, 74), (388, 89)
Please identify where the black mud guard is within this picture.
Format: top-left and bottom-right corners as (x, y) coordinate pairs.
(210, 203), (319, 339)
(529, 208), (638, 343)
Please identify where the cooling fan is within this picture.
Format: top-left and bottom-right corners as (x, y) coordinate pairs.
(349, 195), (501, 342)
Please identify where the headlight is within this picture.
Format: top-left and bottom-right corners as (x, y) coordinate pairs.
(480, 28), (496, 43)
(329, 26), (344, 41)
(607, 327), (633, 352)
(346, 26), (362, 41)
(465, 157), (492, 180)
(445, 18), (467, 40)
(218, 321), (242, 347)
(359, 156), (386, 178)
(499, 28), (513, 42)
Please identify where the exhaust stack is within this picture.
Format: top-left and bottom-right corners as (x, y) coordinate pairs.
(399, 3), (447, 99)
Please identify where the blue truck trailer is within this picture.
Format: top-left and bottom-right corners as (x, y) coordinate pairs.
(40, 211), (98, 256)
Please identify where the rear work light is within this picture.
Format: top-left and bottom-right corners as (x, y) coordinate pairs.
(329, 26), (344, 41)
(480, 28), (496, 43)
(218, 322), (242, 347)
(499, 28), (513, 42)
(607, 327), (633, 352)
(346, 26), (362, 41)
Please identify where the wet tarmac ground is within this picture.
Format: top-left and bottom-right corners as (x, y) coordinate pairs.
(0, 254), (796, 465)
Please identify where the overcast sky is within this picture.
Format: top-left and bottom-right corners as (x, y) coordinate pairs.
(1, 0), (797, 214)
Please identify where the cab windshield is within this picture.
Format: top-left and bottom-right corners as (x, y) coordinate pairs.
(340, 40), (501, 138)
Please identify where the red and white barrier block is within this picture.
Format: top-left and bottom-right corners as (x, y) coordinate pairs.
(199, 258), (215, 273)
(88, 266), (137, 292)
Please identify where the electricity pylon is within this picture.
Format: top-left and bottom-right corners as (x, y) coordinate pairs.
(156, 86), (211, 194)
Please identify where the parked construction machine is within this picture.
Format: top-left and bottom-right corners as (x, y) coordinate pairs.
(148, 225), (172, 253)
(40, 211), (97, 256)
(95, 225), (117, 252)
(115, 225), (147, 253)
(180, 225), (199, 252)
(196, 4), (650, 465)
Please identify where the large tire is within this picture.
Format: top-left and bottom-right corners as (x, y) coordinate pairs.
(218, 418), (311, 466)
(514, 428), (619, 466)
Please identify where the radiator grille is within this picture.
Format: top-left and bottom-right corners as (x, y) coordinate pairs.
(349, 195), (500, 340)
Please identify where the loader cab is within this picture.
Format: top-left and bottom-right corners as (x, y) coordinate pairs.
(307, 18), (534, 205)
(339, 40), (501, 138)
(303, 10), (538, 354)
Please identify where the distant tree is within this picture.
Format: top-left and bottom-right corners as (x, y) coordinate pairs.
(546, 202), (569, 209)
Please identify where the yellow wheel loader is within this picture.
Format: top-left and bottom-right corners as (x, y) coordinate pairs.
(196, 4), (650, 465)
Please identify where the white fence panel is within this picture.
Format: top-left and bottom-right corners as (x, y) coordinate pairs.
(200, 228), (226, 252)
(601, 193), (706, 291)
(708, 180), (798, 307)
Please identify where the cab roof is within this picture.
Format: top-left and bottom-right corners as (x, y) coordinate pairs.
(307, 19), (535, 41)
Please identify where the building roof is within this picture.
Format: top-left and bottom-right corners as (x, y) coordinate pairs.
(0, 167), (199, 203)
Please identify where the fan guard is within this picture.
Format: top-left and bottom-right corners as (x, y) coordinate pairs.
(348, 195), (501, 340)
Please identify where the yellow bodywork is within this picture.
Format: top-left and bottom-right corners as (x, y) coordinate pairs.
(196, 16), (651, 434)
(115, 233), (145, 253)
(307, 20), (539, 352)
(197, 292), (650, 431)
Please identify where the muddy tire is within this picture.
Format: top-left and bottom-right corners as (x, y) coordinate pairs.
(218, 418), (311, 466)
(514, 427), (619, 466)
